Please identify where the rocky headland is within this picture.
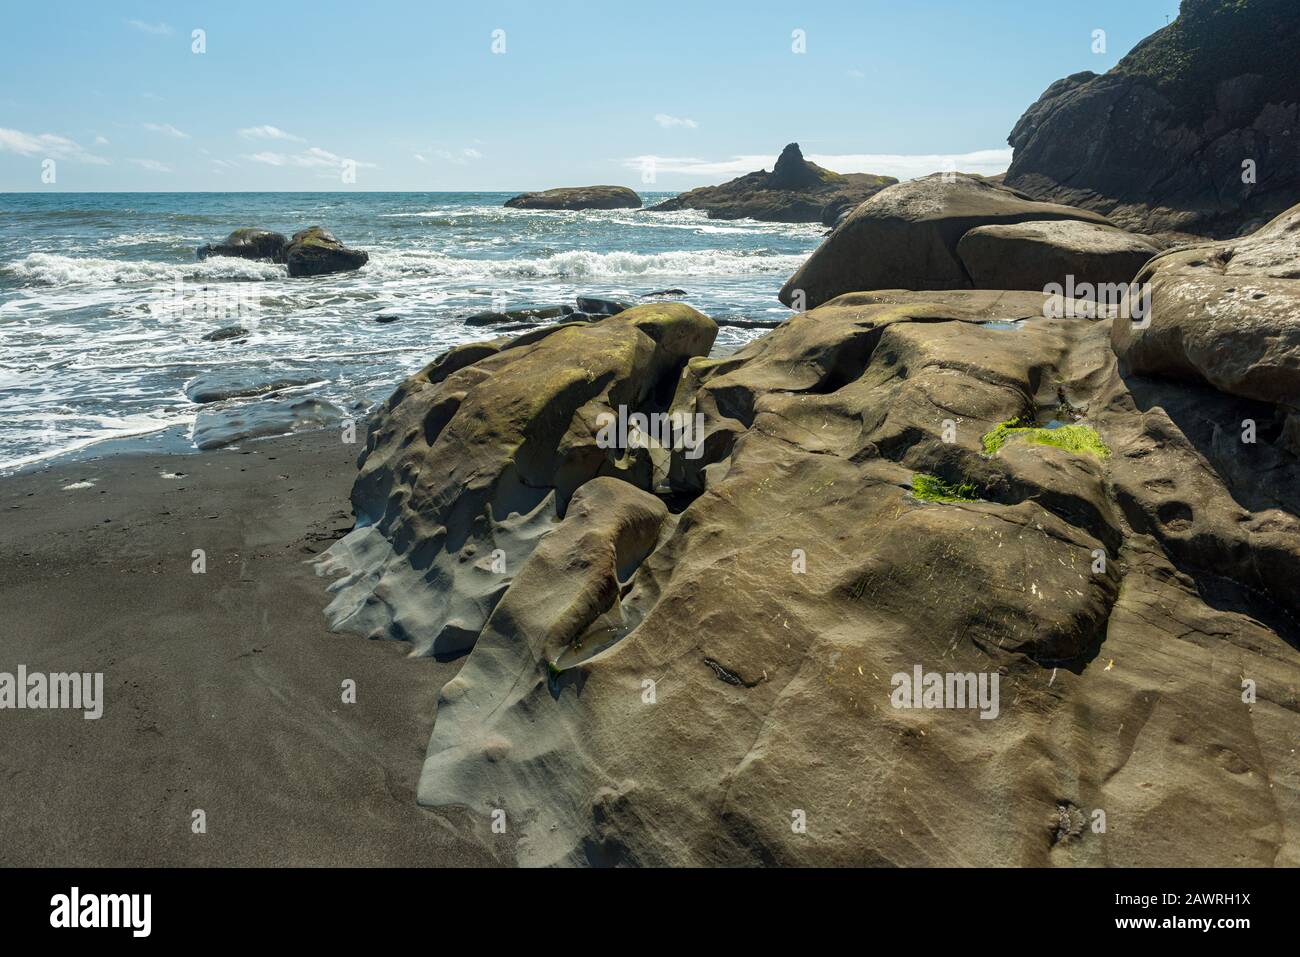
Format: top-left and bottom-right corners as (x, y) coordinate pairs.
(649, 143), (897, 226)
(1004, 0), (1300, 238)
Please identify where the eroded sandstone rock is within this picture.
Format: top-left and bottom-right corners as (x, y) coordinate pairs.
(321, 289), (1300, 867)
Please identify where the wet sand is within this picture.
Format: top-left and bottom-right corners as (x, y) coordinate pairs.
(0, 430), (497, 866)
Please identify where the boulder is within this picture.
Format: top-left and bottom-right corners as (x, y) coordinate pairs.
(1004, 0), (1300, 237)
(504, 186), (642, 211)
(778, 173), (1112, 309)
(285, 227), (369, 278)
(319, 290), (1300, 866)
(650, 143), (897, 224)
(1113, 200), (1300, 410)
(956, 219), (1161, 291)
(196, 228), (288, 263)
(315, 302), (718, 658)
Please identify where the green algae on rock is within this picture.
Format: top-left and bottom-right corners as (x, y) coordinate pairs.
(910, 473), (981, 503)
(982, 418), (1111, 458)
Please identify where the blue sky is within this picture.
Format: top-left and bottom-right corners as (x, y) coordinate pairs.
(0, 0), (1181, 191)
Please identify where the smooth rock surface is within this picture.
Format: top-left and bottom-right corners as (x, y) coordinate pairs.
(957, 219), (1160, 291)
(779, 173), (1112, 309)
(1113, 200), (1300, 407)
(193, 397), (344, 450)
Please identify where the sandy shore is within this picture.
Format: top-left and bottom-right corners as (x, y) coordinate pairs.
(0, 430), (497, 866)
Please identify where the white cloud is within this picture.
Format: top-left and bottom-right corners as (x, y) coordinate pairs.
(431, 147), (482, 165)
(846, 68), (866, 80)
(0, 127), (109, 164)
(623, 148), (1015, 182)
(244, 146), (375, 170)
(143, 122), (189, 139)
(654, 113), (698, 130)
(129, 158), (173, 173)
(94, 135), (110, 145)
(127, 20), (173, 35)
(413, 153), (429, 163)
(238, 125), (303, 142)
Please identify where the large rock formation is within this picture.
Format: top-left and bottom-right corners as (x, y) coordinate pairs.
(1113, 200), (1300, 449)
(197, 228), (288, 263)
(649, 143), (897, 225)
(320, 284), (1300, 866)
(316, 303), (717, 657)
(1004, 0), (1300, 238)
(957, 220), (1160, 291)
(285, 227), (369, 278)
(778, 173), (1115, 309)
(504, 186), (642, 211)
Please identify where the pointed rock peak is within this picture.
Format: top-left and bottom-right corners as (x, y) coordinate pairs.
(767, 143), (809, 186)
(767, 142), (833, 190)
(775, 142), (805, 168)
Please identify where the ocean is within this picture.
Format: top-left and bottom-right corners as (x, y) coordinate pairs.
(0, 191), (822, 471)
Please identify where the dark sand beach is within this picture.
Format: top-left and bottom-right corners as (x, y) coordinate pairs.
(0, 432), (495, 867)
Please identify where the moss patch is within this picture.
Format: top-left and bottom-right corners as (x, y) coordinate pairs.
(982, 418), (1111, 458)
(911, 473), (980, 503)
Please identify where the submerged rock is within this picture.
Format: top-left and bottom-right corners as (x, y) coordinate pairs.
(200, 325), (249, 343)
(463, 305), (572, 327)
(285, 227), (369, 278)
(1004, 0), (1300, 237)
(504, 186), (642, 211)
(192, 396), (343, 450)
(196, 228), (288, 263)
(779, 173), (1113, 309)
(576, 296), (630, 316)
(319, 289), (1300, 866)
(650, 143), (897, 224)
(184, 370), (317, 404)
